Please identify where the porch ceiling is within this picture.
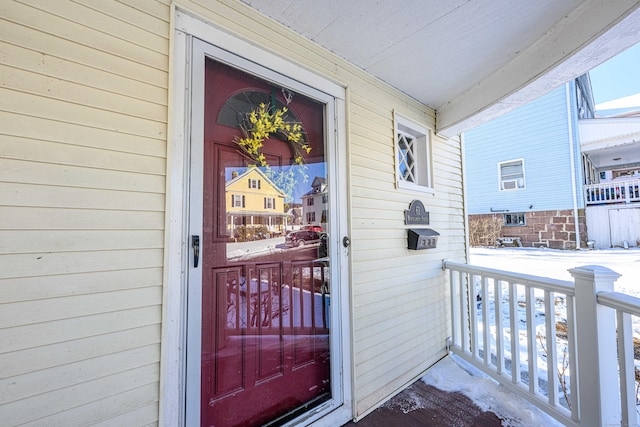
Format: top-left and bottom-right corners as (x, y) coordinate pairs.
(579, 118), (640, 169)
(241, 0), (640, 136)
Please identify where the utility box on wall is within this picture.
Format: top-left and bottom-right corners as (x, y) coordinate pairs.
(407, 228), (439, 250)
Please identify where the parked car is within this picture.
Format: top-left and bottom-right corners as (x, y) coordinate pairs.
(301, 225), (323, 232)
(285, 229), (323, 247)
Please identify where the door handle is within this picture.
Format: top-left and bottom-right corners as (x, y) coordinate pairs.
(192, 235), (200, 268)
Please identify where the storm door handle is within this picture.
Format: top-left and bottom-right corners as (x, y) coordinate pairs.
(192, 235), (200, 268)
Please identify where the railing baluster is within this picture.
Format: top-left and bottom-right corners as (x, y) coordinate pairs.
(525, 286), (538, 395)
(544, 290), (559, 407)
(509, 281), (521, 385)
(459, 271), (469, 353)
(616, 309), (635, 427)
(565, 294), (579, 422)
(494, 278), (505, 375)
(449, 268), (460, 349)
(469, 274), (479, 359)
(481, 275), (491, 366)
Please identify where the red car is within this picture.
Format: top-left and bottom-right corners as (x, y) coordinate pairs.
(285, 229), (322, 247)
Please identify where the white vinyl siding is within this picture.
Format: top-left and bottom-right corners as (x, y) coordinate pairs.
(0, 0), (169, 425)
(1, 0), (467, 424)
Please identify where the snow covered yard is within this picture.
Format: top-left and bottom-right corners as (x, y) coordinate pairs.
(469, 246), (640, 296)
(423, 247), (640, 426)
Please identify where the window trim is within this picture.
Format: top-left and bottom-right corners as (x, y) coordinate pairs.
(504, 212), (526, 226)
(394, 112), (434, 193)
(498, 158), (526, 191)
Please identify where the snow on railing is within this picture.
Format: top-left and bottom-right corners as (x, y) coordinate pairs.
(584, 178), (640, 205)
(443, 260), (637, 427)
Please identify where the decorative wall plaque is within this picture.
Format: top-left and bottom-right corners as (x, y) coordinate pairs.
(405, 200), (430, 225)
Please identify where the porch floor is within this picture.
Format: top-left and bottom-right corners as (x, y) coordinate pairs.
(341, 379), (502, 427)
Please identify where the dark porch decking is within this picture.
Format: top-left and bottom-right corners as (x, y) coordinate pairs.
(342, 380), (502, 427)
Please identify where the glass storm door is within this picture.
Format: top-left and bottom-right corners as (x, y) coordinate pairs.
(199, 57), (332, 426)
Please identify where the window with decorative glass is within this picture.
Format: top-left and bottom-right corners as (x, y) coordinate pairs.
(394, 113), (433, 192)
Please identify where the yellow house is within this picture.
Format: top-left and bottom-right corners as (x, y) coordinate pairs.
(225, 167), (287, 238)
(1, 1), (639, 426)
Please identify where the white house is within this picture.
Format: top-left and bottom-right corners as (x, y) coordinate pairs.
(2, 1), (640, 426)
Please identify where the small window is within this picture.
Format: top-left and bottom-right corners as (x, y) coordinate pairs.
(499, 159), (525, 191)
(248, 179), (261, 189)
(307, 198), (314, 206)
(232, 194), (245, 208)
(504, 213), (525, 226)
(394, 113), (433, 192)
(306, 212), (316, 223)
(264, 197), (275, 209)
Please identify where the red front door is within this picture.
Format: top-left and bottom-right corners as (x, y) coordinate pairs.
(200, 58), (332, 426)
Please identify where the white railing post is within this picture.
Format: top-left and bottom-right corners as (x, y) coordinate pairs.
(569, 265), (621, 427)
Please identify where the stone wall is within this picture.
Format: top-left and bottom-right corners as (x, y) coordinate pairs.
(469, 209), (588, 250)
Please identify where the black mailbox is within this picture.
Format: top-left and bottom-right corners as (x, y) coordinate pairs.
(408, 228), (439, 250)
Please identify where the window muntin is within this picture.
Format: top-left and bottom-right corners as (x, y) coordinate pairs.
(394, 113), (432, 192)
(504, 213), (526, 226)
(499, 159), (525, 191)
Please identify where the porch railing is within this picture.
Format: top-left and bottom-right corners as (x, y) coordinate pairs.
(443, 260), (638, 427)
(584, 178), (640, 205)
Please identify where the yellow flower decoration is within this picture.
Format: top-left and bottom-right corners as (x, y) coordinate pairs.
(234, 103), (310, 168)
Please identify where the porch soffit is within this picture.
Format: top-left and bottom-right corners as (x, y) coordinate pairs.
(241, 0), (640, 136)
(579, 118), (640, 168)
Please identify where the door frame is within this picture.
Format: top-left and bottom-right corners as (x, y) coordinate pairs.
(163, 9), (352, 426)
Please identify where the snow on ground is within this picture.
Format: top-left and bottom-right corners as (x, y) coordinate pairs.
(423, 355), (563, 427)
(422, 247), (640, 426)
(469, 246), (640, 296)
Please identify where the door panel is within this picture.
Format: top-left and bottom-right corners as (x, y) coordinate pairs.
(200, 57), (331, 427)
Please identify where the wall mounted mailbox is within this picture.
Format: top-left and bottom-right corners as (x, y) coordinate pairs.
(408, 228), (440, 250)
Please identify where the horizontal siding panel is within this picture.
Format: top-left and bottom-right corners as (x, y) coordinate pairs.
(0, 207), (164, 230)
(1, 306), (161, 353)
(0, 230), (163, 255)
(0, 89), (166, 140)
(1, 19), (167, 88)
(0, 158), (165, 193)
(80, 0), (169, 37)
(34, 385), (159, 427)
(0, 183), (165, 211)
(23, 0), (168, 53)
(0, 41), (168, 105)
(0, 249), (163, 279)
(1, 1), (167, 69)
(2, 340), (159, 400)
(1, 269), (162, 303)
(1, 64), (167, 122)
(0, 326), (161, 380)
(1, 286), (162, 328)
(0, 112), (165, 157)
(3, 363), (159, 426)
(120, 0), (171, 21)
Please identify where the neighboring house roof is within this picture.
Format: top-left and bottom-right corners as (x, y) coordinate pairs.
(301, 176), (327, 197)
(225, 167), (287, 197)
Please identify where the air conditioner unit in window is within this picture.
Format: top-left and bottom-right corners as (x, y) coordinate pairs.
(502, 179), (518, 190)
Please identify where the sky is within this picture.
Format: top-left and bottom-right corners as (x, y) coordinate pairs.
(589, 41), (640, 107)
